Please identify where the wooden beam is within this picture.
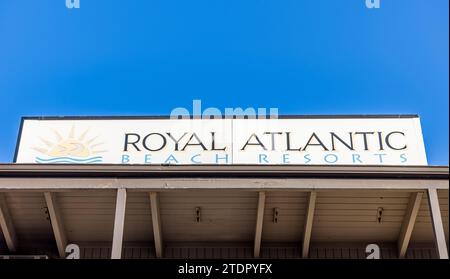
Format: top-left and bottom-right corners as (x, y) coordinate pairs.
(398, 192), (423, 258)
(44, 192), (68, 258)
(1, 177), (448, 190)
(0, 193), (17, 252)
(254, 191), (266, 258)
(427, 188), (448, 259)
(111, 188), (127, 259)
(149, 192), (163, 258)
(302, 191), (317, 258)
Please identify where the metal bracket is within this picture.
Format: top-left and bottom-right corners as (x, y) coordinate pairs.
(377, 207), (383, 223)
(195, 207), (201, 223)
(273, 207), (279, 223)
(42, 206), (50, 222)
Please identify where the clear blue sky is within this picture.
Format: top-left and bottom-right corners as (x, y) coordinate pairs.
(0, 0), (448, 165)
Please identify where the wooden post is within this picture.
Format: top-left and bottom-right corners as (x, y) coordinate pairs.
(254, 192), (266, 258)
(0, 193), (17, 252)
(149, 192), (163, 258)
(111, 188), (127, 259)
(427, 188), (448, 259)
(44, 192), (68, 258)
(398, 192), (423, 258)
(302, 191), (316, 258)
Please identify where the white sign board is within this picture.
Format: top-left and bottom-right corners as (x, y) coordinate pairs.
(15, 117), (428, 165)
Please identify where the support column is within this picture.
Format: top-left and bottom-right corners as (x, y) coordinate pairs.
(0, 193), (17, 252)
(111, 188), (127, 259)
(302, 191), (316, 258)
(398, 192), (423, 258)
(44, 192), (68, 258)
(254, 191), (266, 258)
(427, 188), (448, 259)
(149, 192), (163, 258)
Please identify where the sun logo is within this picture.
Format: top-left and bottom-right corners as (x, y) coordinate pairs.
(33, 126), (106, 164)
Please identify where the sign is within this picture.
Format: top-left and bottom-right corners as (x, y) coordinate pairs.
(15, 116), (428, 165)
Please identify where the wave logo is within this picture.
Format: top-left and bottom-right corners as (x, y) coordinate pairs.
(33, 126), (106, 164)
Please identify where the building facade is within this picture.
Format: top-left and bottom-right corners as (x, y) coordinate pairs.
(0, 116), (448, 259)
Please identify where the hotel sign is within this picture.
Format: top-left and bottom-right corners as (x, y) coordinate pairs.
(15, 116), (428, 165)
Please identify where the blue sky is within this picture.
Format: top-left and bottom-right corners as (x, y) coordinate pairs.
(0, 0), (448, 165)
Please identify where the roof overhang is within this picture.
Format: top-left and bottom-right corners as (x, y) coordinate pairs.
(0, 164), (448, 179)
(0, 164), (447, 191)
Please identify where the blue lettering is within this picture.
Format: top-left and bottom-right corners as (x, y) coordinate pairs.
(352, 154), (362, 163)
(144, 154), (152, 164)
(121, 154), (130, 164)
(304, 154), (311, 164)
(164, 154), (179, 164)
(400, 153), (407, 163)
(259, 154), (269, 164)
(374, 153), (387, 163)
(324, 154), (338, 164)
(191, 154), (201, 164)
(282, 154), (290, 164)
(215, 154), (229, 164)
